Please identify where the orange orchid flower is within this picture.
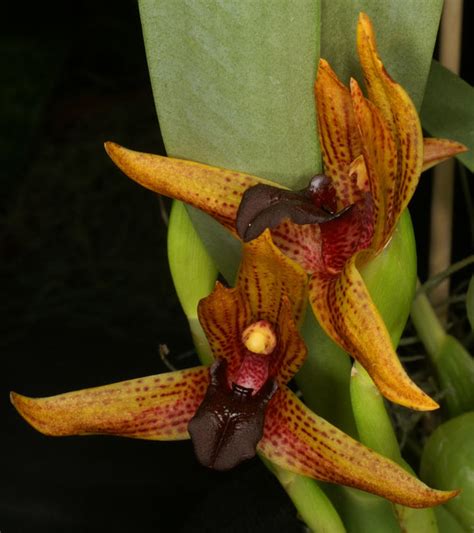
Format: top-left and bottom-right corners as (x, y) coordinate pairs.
(11, 231), (457, 507)
(103, 13), (466, 411)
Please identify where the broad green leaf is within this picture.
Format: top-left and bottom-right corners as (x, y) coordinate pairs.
(421, 412), (474, 531)
(139, 0), (321, 280)
(139, 1), (321, 185)
(467, 276), (474, 330)
(421, 61), (474, 171)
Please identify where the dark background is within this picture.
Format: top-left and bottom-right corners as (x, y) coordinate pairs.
(1, 2), (472, 532)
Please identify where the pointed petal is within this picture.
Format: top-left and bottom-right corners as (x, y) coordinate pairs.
(315, 59), (363, 207)
(270, 295), (308, 386)
(198, 282), (252, 379)
(238, 231), (308, 384)
(198, 231), (308, 386)
(259, 387), (458, 508)
(422, 138), (468, 172)
(350, 78), (397, 249)
(356, 13), (423, 237)
(238, 229), (308, 325)
(11, 367), (209, 440)
(104, 142), (270, 234)
(308, 254), (438, 410)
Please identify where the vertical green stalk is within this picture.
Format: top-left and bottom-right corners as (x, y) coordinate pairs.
(411, 288), (474, 416)
(167, 200), (217, 365)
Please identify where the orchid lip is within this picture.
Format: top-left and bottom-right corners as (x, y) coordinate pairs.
(236, 176), (354, 242)
(188, 359), (278, 471)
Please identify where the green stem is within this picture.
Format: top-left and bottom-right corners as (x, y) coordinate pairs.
(416, 255), (474, 296)
(261, 456), (346, 533)
(410, 285), (447, 361)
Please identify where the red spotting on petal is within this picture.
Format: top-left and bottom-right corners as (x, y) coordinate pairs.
(315, 59), (363, 208)
(104, 142), (271, 236)
(357, 14), (423, 239)
(259, 387), (458, 507)
(422, 138), (468, 172)
(308, 253), (438, 411)
(198, 282), (252, 382)
(318, 159), (375, 274)
(267, 295), (308, 387)
(199, 232), (308, 389)
(11, 367), (210, 440)
(271, 220), (324, 274)
(237, 230), (308, 325)
(350, 79), (397, 249)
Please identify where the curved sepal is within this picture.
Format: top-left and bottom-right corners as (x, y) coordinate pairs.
(11, 366), (209, 440)
(356, 13), (423, 239)
(308, 253), (438, 411)
(314, 58), (362, 208)
(259, 387), (457, 508)
(104, 142), (270, 235)
(422, 138), (468, 172)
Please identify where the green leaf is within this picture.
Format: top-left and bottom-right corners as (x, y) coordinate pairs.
(139, 0), (322, 281)
(467, 276), (474, 330)
(421, 412), (474, 531)
(421, 61), (474, 172)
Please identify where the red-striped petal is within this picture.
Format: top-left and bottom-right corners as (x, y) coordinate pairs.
(259, 387), (458, 507)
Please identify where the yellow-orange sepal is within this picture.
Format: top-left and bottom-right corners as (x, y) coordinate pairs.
(259, 387), (457, 507)
(308, 252), (438, 411)
(11, 366), (209, 440)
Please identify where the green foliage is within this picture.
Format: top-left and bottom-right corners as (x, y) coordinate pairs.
(434, 335), (474, 417)
(421, 61), (474, 172)
(421, 413), (474, 531)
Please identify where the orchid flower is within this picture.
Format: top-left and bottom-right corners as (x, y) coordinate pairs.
(103, 13), (466, 411)
(11, 231), (457, 507)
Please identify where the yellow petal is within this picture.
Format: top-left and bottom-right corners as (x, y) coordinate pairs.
(259, 387), (458, 507)
(315, 59), (363, 208)
(350, 78), (397, 249)
(104, 142), (270, 235)
(198, 231), (308, 386)
(238, 231), (308, 384)
(356, 13), (423, 242)
(238, 229), (308, 325)
(422, 138), (468, 172)
(308, 253), (438, 410)
(11, 367), (209, 440)
(198, 282), (252, 380)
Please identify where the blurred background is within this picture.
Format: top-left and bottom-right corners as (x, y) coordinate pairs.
(1, 1), (472, 531)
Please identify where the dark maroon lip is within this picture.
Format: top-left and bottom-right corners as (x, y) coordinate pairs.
(188, 359), (277, 471)
(236, 175), (353, 242)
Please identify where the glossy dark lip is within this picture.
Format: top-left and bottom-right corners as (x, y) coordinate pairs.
(236, 175), (352, 242)
(188, 359), (277, 471)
